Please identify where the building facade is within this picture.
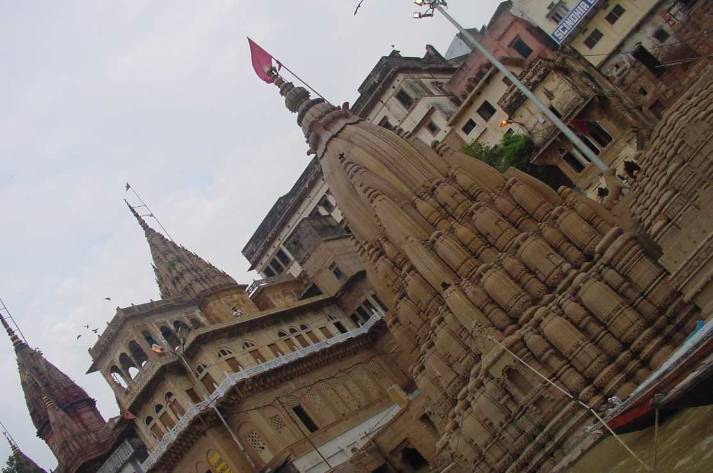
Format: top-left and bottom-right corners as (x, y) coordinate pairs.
(83, 203), (438, 473)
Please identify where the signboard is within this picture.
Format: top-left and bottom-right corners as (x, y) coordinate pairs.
(207, 450), (234, 473)
(551, 0), (603, 44)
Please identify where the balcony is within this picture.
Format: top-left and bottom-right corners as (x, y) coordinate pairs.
(141, 312), (385, 472)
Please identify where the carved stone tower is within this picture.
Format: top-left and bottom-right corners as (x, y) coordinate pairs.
(269, 75), (698, 472)
(127, 201), (258, 323)
(0, 315), (107, 473)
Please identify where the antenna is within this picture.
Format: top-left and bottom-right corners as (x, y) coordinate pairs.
(124, 182), (175, 241)
(0, 297), (29, 344)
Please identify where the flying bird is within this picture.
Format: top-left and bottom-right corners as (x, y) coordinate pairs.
(354, 0), (366, 15)
(76, 334), (82, 340)
(91, 328), (99, 334)
(104, 297), (111, 301)
(82, 324), (89, 329)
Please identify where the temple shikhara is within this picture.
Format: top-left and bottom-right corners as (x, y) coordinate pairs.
(2, 1), (713, 473)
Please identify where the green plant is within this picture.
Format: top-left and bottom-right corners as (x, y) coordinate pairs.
(464, 133), (571, 189)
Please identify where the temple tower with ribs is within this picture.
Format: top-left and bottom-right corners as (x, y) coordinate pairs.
(0, 315), (108, 473)
(268, 73), (699, 472)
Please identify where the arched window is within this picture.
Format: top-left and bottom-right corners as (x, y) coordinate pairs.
(142, 330), (160, 348)
(145, 416), (164, 440)
(277, 330), (288, 338)
(165, 392), (186, 417)
(128, 340), (149, 368)
(160, 325), (181, 350)
(196, 365), (217, 393)
(109, 366), (128, 389)
(299, 324), (309, 331)
(288, 327), (299, 335)
(155, 402), (175, 430)
(242, 341), (256, 350)
(119, 353), (139, 379)
(217, 348), (233, 358)
(195, 364), (207, 375)
(173, 320), (190, 337)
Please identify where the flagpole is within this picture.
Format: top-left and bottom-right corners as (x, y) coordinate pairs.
(276, 63), (328, 102)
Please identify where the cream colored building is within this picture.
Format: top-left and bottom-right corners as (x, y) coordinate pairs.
(87, 203), (438, 473)
(512, 0), (662, 66)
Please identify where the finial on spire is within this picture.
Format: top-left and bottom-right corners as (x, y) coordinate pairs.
(0, 312), (24, 349)
(125, 199), (152, 234)
(1, 423), (19, 454)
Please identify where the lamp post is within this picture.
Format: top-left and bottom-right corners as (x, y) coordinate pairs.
(153, 331), (257, 471)
(412, 0), (608, 173)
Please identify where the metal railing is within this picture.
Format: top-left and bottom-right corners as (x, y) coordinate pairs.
(141, 312), (383, 471)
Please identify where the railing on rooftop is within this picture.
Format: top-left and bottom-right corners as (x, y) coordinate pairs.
(246, 273), (294, 297)
(141, 312), (384, 471)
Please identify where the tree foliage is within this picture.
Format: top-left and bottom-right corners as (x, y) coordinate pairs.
(2, 455), (38, 473)
(463, 133), (571, 189)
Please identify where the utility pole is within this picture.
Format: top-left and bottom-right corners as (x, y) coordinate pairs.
(413, 0), (609, 172)
(155, 337), (257, 471)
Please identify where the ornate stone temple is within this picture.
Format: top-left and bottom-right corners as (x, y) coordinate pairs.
(267, 62), (710, 471)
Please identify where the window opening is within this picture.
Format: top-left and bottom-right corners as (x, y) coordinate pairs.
(305, 331), (320, 343)
(511, 37), (533, 58)
(426, 121), (440, 136)
(395, 89), (414, 109)
(462, 119), (477, 135)
(632, 45), (664, 77)
(329, 262), (345, 280)
(292, 405), (319, 433)
(186, 388), (201, 403)
(166, 392), (185, 417)
(295, 333), (310, 348)
(605, 4), (625, 24)
(476, 101), (496, 121)
(334, 321), (348, 334)
(319, 326), (333, 338)
(269, 343), (284, 357)
(250, 350), (267, 364)
(584, 29), (603, 49)
(562, 152), (585, 173)
(653, 28), (669, 43)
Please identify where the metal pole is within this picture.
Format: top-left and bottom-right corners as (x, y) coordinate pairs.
(276, 397), (332, 469)
(431, 3), (609, 173)
(174, 350), (257, 470)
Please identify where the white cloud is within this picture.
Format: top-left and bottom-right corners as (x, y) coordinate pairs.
(0, 0), (501, 468)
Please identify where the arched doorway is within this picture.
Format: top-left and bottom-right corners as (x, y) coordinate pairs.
(401, 446), (428, 472)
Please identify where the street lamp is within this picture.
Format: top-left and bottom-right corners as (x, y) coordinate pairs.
(412, 0), (608, 173)
(152, 331), (256, 470)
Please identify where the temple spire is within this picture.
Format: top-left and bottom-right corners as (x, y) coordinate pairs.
(125, 199), (239, 300)
(125, 198), (152, 235)
(2, 429), (47, 473)
(0, 312), (24, 350)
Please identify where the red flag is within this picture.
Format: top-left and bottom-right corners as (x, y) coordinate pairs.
(248, 37), (280, 83)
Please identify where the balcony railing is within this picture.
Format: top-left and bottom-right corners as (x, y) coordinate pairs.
(246, 273), (294, 297)
(141, 312), (384, 471)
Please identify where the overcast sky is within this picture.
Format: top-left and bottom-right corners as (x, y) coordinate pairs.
(0, 0), (501, 468)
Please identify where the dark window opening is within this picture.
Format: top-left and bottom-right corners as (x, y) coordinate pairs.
(329, 262), (344, 280)
(650, 100), (666, 118)
(578, 134), (601, 155)
(653, 28), (670, 43)
(378, 116), (393, 130)
(587, 122), (613, 148)
(426, 120), (440, 135)
(334, 321), (348, 334)
(292, 405), (319, 432)
(605, 5), (626, 24)
(548, 105), (563, 119)
(502, 75), (513, 87)
(263, 266), (276, 278)
(584, 29), (603, 49)
(395, 89), (414, 109)
(350, 314), (362, 327)
(476, 100), (497, 121)
(276, 249), (290, 265)
(401, 447), (428, 470)
(632, 45), (664, 77)
(462, 119), (477, 135)
(371, 464), (391, 473)
(562, 152), (585, 173)
(511, 37), (533, 58)
(186, 388), (201, 403)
